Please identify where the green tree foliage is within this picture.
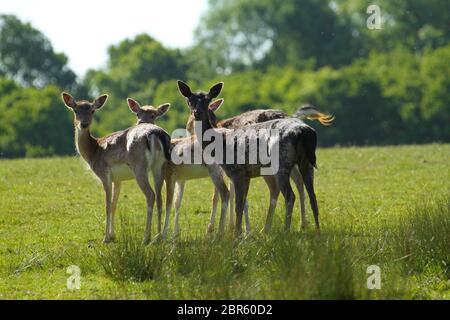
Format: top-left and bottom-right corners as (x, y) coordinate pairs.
(193, 0), (362, 74)
(84, 34), (188, 136)
(419, 45), (450, 140)
(87, 34), (187, 98)
(335, 0), (450, 52)
(0, 78), (73, 157)
(191, 45), (450, 146)
(0, 15), (77, 91)
(0, 2), (449, 158)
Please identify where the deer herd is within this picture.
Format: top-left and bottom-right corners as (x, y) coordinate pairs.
(61, 81), (334, 244)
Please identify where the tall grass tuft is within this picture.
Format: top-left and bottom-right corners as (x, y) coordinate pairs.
(95, 195), (449, 299)
(256, 232), (357, 299)
(96, 216), (167, 282)
(392, 195), (450, 276)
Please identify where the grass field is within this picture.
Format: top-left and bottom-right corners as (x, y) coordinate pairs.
(0, 144), (449, 299)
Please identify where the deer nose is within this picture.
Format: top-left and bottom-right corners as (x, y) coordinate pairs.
(80, 123), (89, 129)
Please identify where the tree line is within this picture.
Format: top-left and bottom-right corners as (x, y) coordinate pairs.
(0, 0), (449, 157)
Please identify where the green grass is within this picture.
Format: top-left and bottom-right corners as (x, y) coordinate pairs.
(0, 144), (449, 299)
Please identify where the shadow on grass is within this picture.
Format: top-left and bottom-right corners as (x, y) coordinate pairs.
(95, 195), (450, 299)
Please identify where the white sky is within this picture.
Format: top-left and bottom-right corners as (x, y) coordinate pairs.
(1, 0), (208, 76)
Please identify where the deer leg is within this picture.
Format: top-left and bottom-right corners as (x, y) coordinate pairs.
(233, 176), (250, 237)
(173, 180), (185, 237)
(208, 187), (220, 234)
(291, 166), (307, 229)
(109, 181), (121, 241)
(243, 199), (250, 233)
(101, 176), (113, 243)
(153, 170), (164, 237)
(229, 181), (235, 230)
(163, 175), (175, 237)
(300, 164), (319, 234)
(262, 176), (280, 233)
(276, 173), (296, 231)
(133, 168), (155, 244)
(207, 165), (229, 235)
(229, 181), (249, 232)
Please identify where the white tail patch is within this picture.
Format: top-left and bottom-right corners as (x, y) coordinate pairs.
(147, 135), (166, 173)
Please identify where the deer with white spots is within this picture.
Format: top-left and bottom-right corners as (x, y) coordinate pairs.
(61, 93), (171, 244)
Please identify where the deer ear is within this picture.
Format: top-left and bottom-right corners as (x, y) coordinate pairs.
(127, 98), (141, 113)
(157, 103), (171, 117)
(208, 82), (223, 99)
(93, 94), (108, 109)
(62, 92), (76, 109)
(208, 98), (224, 112)
(177, 80), (192, 98)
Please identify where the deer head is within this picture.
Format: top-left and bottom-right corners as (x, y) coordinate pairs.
(61, 92), (108, 130)
(127, 98), (171, 125)
(177, 81), (224, 126)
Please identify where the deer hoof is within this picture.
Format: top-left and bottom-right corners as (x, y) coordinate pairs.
(103, 236), (112, 244)
(206, 224), (215, 234)
(234, 228), (243, 238)
(154, 233), (164, 243)
(261, 226), (271, 234)
(143, 237), (151, 245)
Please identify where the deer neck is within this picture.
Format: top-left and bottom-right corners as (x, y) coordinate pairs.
(193, 115), (217, 151)
(187, 111), (218, 136)
(186, 115), (195, 136)
(75, 125), (99, 164)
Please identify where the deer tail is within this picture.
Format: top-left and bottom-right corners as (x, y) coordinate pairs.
(292, 104), (335, 126)
(147, 130), (171, 161)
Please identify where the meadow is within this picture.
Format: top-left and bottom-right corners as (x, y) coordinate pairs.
(0, 144), (449, 299)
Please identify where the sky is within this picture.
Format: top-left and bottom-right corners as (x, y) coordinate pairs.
(2, 0), (208, 76)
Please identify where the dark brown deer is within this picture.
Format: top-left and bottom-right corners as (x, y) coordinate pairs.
(186, 101), (332, 232)
(177, 81), (320, 236)
(126, 97), (230, 236)
(61, 93), (171, 244)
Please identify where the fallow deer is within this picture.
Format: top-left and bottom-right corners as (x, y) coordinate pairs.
(128, 97), (331, 235)
(127, 98), (171, 125)
(61, 93), (171, 244)
(177, 81), (320, 236)
(126, 97), (231, 237)
(186, 104), (332, 232)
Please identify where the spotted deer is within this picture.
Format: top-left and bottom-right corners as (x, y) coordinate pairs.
(61, 93), (171, 244)
(177, 81), (320, 236)
(126, 97), (230, 236)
